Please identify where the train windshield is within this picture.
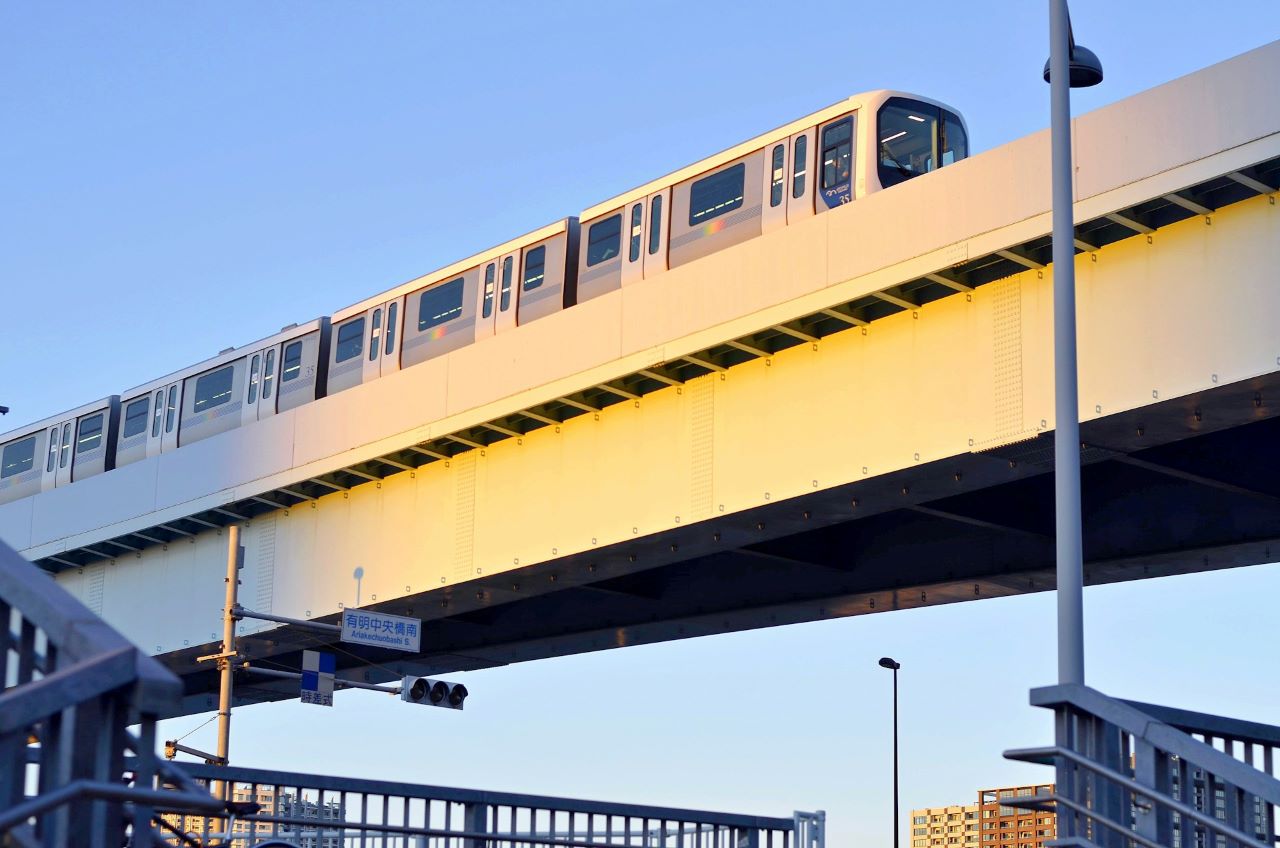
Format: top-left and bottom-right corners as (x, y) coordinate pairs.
(877, 98), (967, 189)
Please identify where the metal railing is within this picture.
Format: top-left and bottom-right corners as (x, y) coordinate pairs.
(165, 762), (820, 848)
(0, 538), (222, 847)
(1004, 684), (1280, 848)
(1, 538), (821, 848)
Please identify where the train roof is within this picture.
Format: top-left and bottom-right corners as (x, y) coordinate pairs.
(0, 396), (119, 443)
(330, 217), (576, 322)
(580, 89), (964, 220)
(118, 316), (330, 400)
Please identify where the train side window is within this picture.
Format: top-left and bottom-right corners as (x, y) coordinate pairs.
(385, 303), (398, 355)
(369, 309), (382, 362)
(419, 278), (465, 330)
(770, 144), (785, 207)
(247, 355), (261, 404)
(628, 203), (643, 262)
(123, 397), (150, 439)
(1, 436), (36, 479)
(941, 110), (967, 166)
(523, 246), (546, 291)
(152, 391), (164, 437)
(59, 423), (72, 468)
(689, 163), (745, 226)
(262, 349), (276, 399)
(821, 118), (853, 190)
(165, 386), (177, 433)
(282, 342), (303, 382)
(77, 414), (104, 454)
(499, 257), (513, 311)
(482, 264), (496, 318)
(586, 215), (621, 267)
(335, 318), (365, 363)
(194, 366), (234, 413)
(792, 136), (808, 198)
(46, 429), (58, 472)
(519, 249), (545, 292)
(648, 196), (663, 255)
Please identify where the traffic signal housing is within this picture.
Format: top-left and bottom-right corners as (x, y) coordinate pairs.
(401, 676), (468, 710)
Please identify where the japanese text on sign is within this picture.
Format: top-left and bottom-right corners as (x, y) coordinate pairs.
(340, 609), (422, 653)
(300, 650), (334, 707)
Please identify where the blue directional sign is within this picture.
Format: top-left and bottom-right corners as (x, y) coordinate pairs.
(340, 609), (421, 652)
(300, 650), (335, 707)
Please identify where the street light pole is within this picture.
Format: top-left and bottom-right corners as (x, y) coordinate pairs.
(879, 657), (901, 848)
(1045, 0), (1102, 687)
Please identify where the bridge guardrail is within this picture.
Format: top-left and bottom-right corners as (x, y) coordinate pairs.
(1003, 683), (1280, 848)
(1, 534), (819, 848)
(170, 761), (814, 847)
(0, 538), (224, 846)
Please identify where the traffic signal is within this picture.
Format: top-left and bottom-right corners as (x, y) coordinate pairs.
(401, 676), (468, 710)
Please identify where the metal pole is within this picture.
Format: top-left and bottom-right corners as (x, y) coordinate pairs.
(1049, 0), (1085, 687)
(214, 524), (240, 798)
(891, 666), (899, 848)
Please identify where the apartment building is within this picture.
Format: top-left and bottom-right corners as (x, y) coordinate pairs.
(910, 782), (1055, 848)
(976, 783), (1055, 848)
(162, 784), (344, 847)
(909, 803), (981, 848)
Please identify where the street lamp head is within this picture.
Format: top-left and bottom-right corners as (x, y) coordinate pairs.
(1042, 43), (1104, 88)
(878, 657), (900, 670)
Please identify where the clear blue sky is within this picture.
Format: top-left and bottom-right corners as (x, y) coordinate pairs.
(3, 3), (1278, 846)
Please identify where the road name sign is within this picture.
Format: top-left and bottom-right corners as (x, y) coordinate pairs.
(340, 609), (422, 653)
(300, 650), (335, 707)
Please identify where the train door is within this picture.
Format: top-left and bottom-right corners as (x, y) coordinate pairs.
(258, 345), (279, 418)
(378, 297), (403, 377)
(52, 418), (75, 487)
(41, 423), (67, 491)
(642, 188), (670, 278)
(158, 382), (181, 453)
(475, 261), (499, 341)
(786, 127), (816, 223)
(493, 251), (519, 335)
(242, 350), (265, 425)
(761, 140), (790, 234)
(620, 198), (646, 287)
(241, 344), (285, 424)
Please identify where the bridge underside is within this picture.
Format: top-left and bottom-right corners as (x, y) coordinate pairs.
(167, 370), (1280, 715)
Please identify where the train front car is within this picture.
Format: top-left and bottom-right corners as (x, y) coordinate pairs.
(574, 90), (967, 303)
(862, 91), (968, 195)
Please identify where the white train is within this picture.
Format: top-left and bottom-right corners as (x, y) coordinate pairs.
(0, 91), (967, 505)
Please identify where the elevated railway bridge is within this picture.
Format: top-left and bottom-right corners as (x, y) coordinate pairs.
(1, 42), (1278, 718)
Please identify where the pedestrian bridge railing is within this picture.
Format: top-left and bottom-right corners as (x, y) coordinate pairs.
(168, 761), (822, 848)
(1004, 684), (1280, 848)
(0, 537), (821, 848)
(0, 539), (222, 847)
